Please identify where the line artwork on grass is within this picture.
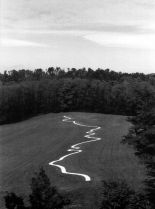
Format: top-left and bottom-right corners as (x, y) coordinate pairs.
(49, 116), (101, 181)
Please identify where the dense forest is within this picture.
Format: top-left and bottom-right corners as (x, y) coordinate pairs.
(0, 68), (155, 124)
(1, 67), (155, 208)
(0, 68), (154, 83)
(123, 104), (155, 208)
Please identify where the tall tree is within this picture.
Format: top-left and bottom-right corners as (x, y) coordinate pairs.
(29, 168), (70, 209)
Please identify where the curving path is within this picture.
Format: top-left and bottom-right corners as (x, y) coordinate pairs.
(49, 116), (102, 181)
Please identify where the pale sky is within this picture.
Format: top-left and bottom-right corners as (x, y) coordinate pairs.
(0, 0), (155, 73)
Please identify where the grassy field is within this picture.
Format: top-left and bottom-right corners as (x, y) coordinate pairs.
(0, 112), (146, 208)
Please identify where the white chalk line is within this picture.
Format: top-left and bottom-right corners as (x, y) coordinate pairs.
(49, 116), (101, 181)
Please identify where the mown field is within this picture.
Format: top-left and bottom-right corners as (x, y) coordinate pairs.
(0, 113), (146, 208)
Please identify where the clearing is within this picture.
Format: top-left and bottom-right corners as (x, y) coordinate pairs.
(0, 113), (146, 207)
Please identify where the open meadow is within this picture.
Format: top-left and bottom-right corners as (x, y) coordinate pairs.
(0, 112), (146, 207)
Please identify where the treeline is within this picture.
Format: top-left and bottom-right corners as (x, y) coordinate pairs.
(122, 103), (155, 207)
(4, 168), (70, 209)
(0, 77), (155, 124)
(0, 68), (154, 83)
(4, 168), (151, 209)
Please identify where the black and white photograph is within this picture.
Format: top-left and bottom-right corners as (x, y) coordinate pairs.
(0, 0), (155, 208)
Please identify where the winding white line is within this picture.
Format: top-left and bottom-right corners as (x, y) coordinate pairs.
(49, 116), (101, 181)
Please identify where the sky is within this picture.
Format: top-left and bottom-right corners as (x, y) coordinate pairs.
(0, 0), (155, 73)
